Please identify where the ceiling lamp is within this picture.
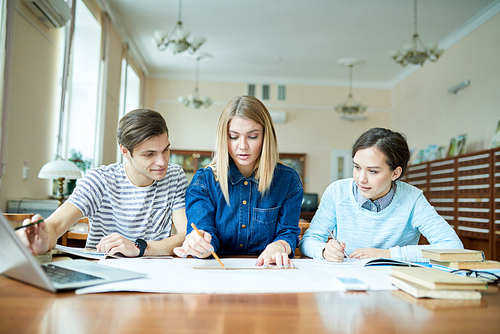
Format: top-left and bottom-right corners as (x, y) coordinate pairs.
(178, 54), (212, 109)
(389, 0), (444, 67)
(152, 0), (206, 55)
(334, 58), (367, 117)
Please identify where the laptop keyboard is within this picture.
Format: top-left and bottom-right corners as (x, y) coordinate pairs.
(42, 264), (104, 284)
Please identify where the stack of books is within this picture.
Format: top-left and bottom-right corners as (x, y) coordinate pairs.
(422, 249), (500, 270)
(389, 267), (488, 300)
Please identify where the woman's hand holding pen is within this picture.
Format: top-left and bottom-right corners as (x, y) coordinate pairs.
(173, 229), (213, 258)
(15, 214), (50, 255)
(255, 241), (294, 269)
(323, 239), (347, 262)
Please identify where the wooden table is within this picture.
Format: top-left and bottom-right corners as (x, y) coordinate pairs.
(1, 275), (499, 334)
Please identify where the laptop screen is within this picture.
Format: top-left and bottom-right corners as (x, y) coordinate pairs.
(0, 211), (56, 291)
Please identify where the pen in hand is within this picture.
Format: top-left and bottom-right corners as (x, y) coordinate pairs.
(15, 220), (44, 231)
(326, 227), (351, 261)
(190, 223), (226, 270)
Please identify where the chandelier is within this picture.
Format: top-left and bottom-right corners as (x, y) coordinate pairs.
(389, 0), (444, 66)
(152, 0), (206, 55)
(334, 58), (367, 116)
(178, 54), (212, 109)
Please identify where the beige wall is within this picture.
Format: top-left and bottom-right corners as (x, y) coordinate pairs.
(144, 78), (392, 196)
(0, 1), (64, 209)
(394, 13), (500, 155)
(1, 3), (498, 210)
(0, 0), (125, 211)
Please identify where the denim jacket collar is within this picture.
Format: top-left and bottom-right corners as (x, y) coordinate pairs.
(228, 160), (259, 185)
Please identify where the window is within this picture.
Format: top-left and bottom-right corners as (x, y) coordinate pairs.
(247, 83), (255, 97)
(62, 0), (102, 167)
(119, 58), (141, 118)
(117, 56), (141, 162)
(278, 85), (286, 101)
(262, 84), (270, 100)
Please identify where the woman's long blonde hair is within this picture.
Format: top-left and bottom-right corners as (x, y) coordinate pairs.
(208, 95), (280, 204)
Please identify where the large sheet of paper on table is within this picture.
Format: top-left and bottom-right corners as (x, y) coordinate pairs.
(76, 258), (396, 294)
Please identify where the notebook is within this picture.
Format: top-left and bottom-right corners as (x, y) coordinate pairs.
(0, 210), (146, 293)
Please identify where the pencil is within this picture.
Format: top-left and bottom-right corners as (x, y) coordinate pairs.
(14, 220), (44, 231)
(326, 227), (351, 261)
(190, 223), (226, 270)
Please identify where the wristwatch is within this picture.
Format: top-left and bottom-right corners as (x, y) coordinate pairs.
(134, 238), (147, 257)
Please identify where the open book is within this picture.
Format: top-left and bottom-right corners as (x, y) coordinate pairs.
(313, 257), (425, 267)
(54, 245), (119, 260)
(54, 245), (173, 260)
(363, 258), (422, 267)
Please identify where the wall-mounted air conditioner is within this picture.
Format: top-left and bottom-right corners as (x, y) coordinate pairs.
(22, 0), (71, 28)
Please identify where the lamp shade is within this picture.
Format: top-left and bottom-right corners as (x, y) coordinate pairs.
(38, 159), (83, 180)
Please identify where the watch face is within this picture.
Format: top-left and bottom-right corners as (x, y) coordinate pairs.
(135, 239), (147, 257)
(135, 239), (147, 249)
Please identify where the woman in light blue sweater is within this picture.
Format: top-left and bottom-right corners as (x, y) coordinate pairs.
(299, 128), (463, 263)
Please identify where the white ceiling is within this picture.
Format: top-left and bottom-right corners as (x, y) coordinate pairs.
(102, 0), (499, 88)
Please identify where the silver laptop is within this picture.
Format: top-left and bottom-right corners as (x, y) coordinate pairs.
(0, 211), (146, 292)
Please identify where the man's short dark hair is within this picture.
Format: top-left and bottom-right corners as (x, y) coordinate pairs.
(117, 109), (168, 154)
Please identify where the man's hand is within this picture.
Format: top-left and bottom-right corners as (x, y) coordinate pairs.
(16, 214), (49, 255)
(96, 233), (141, 257)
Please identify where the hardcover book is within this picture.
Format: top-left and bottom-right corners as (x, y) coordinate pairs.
(490, 120), (500, 148)
(430, 259), (500, 270)
(391, 267), (487, 291)
(422, 249), (485, 262)
(413, 150), (424, 164)
(389, 275), (482, 300)
(447, 133), (467, 157)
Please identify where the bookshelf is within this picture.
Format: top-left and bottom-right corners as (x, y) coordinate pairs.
(402, 147), (500, 260)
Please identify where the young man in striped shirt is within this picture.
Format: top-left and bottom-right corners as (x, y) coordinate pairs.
(17, 109), (188, 257)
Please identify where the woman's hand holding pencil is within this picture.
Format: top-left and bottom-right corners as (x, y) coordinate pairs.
(173, 224), (226, 269)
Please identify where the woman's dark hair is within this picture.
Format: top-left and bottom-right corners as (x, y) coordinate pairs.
(352, 127), (410, 180)
(117, 108), (168, 155)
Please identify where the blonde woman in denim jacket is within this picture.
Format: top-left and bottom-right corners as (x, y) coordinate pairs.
(174, 96), (303, 268)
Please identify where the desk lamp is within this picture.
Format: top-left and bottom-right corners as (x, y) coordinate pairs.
(38, 159), (82, 206)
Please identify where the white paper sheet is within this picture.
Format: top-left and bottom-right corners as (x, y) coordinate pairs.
(75, 258), (396, 294)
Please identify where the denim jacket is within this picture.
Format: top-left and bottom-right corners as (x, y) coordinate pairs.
(186, 161), (303, 257)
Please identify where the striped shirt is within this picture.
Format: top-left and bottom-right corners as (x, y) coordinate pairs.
(67, 163), (188, 249)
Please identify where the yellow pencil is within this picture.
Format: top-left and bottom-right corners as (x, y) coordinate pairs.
(190, 223), (226, 270)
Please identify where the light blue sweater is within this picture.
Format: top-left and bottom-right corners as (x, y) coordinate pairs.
(299, 179), (463, 262)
